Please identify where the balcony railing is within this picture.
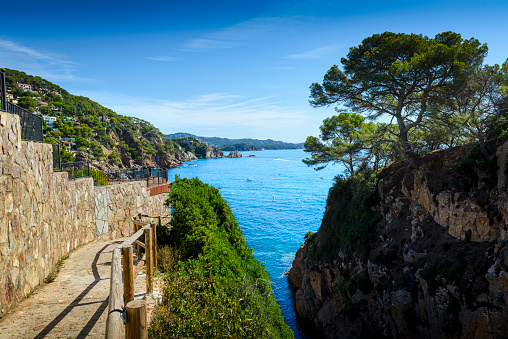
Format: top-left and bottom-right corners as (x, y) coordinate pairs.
(58, 161), (169, 188)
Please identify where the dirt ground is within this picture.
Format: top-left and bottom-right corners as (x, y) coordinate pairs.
(0, 239), (161, 339)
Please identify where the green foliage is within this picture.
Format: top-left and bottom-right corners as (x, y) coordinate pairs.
(60, 148), (75, 163)
(221, 143), (261, 151)
(107, 151), (121, 166)
(17, 96), (38, 112)
(304, 231), (316, 241)
(312, 171), (378, 261)
(150, 177), (293, 338)
(303, 113), (375, 174)
(4, 68), (217, 167)
(309, 31), (488, 167)
(419, 245), (492, 298)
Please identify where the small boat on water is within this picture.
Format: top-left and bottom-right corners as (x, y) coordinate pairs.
(246, 178), (253, 182)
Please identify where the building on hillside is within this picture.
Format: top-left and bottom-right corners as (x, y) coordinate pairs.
(61, 137), (76, 148)
(16, 82), (33, 92)
(50, 104), (62, 112)
(43, 116), (57, 129)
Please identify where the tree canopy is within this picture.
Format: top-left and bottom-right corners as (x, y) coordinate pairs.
(309, 31), (488, 168)
(303, 113), (374, 175)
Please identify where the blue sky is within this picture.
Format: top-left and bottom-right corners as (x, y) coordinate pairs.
(1, 0), (507, 143)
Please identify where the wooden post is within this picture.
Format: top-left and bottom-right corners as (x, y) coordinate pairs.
(133, 216), (138, 256)
(106, 247), (124, 338)
(122, 245), (134, 305)
(125, 300), (147, 339)
(152, 222), (157, 271)
(145, 227), (153, 293)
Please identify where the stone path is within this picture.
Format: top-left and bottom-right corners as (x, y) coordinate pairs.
(0, 239), (160, 339)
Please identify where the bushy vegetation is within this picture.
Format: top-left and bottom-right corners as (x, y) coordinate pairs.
(309, 171), (379, 261)
(150, 176), (293, 338)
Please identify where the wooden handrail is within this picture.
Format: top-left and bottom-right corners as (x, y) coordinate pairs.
(105, 214), (159, 339)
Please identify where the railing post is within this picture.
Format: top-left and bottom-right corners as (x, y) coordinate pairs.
(1, 69), (6, 112)
(145, 227), (153, 293)
(125, 300), (147, 339)
(122, 245), (134, 305)
(152, 222), (157, 271)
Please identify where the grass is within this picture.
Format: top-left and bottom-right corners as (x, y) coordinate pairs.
(44, 254), (69, 283)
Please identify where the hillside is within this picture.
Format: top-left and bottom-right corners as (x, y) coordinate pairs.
(288, 141), (508, 338)
(3, 69), (223, 169)
(166, 132), (304, 150)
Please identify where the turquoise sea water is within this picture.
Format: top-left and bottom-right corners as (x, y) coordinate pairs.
(168, 149), (341, 338)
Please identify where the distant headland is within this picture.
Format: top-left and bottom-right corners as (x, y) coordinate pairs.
(165, 132), (304, 151)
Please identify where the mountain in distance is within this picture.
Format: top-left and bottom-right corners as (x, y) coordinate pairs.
(166, 133), (304, 151)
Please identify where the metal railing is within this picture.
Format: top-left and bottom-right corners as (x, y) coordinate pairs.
(1, 69), (44, 142)
(57, 162), (169, 188)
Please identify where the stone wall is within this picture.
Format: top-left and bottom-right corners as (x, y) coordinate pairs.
(0, 112), (170, 316)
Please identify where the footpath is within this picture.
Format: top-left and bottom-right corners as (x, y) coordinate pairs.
(0, 239), (160, 339)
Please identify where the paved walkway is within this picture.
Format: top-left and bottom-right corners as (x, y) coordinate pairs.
(0, 239), (160, 339)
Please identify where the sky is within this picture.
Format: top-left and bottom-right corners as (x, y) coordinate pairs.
(1, 0), (507, 143)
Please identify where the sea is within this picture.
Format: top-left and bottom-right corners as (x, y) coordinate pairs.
(168, 149), (342, 338)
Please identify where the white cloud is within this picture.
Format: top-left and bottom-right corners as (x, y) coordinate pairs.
(0, 37), (86, 82)
(72, 89), (311, 142)
(286, 44), (341, 59)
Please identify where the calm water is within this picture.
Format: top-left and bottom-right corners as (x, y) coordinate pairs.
(169, 149), (341, 338)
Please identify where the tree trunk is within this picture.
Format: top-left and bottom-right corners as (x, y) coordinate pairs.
(399, 129), (421, 169)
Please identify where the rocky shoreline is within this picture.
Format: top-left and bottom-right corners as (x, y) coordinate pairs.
(288, 141), (508, 338)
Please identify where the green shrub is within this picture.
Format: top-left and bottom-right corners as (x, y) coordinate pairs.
(150, 176), (293, 338)
(304, 231), (316, 241)
(315, 171), (379, 261)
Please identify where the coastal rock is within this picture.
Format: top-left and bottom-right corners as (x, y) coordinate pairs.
(288, 141), (508, 339)
(227, 151), (243, 158)
(205, 147), (224, 158)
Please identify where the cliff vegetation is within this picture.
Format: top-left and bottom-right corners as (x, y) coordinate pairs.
(290, 31), (508, 338)
(150, 176), (293, 338)
(4, 69), (223, 169)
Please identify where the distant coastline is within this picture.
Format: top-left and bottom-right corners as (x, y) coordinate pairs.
(165, 132), (304, 151)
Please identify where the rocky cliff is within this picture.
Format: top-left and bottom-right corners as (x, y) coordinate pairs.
(288, 141), (508, 338)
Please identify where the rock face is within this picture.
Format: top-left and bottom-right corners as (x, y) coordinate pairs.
(227, 151), (243, 158)
(288, 142), (508, 338)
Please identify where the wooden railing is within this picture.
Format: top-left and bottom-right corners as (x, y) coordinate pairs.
(105, 214), (159, 339)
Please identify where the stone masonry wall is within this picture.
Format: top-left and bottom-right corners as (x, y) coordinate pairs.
(0, 112), (170, 316)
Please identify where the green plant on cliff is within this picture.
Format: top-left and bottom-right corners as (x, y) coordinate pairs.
(150, 176), (293, 338)
(310, 170), (379, 262)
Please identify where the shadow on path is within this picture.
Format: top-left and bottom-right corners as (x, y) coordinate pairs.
(34, 241), (122, 338)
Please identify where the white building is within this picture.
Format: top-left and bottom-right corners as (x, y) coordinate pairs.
(43, 116), (57, 128)
(17, 82), (33, 92)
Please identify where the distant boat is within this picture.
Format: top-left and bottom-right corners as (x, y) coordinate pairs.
(247, 178), (253, 182)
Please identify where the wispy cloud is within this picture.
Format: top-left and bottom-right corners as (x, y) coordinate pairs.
(145, 55), (182, 62)
(0, 37), (85, 82)
(73, 89), (311, 141)
(286, 44), (341, 59)
(176, 17), (298, 52)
